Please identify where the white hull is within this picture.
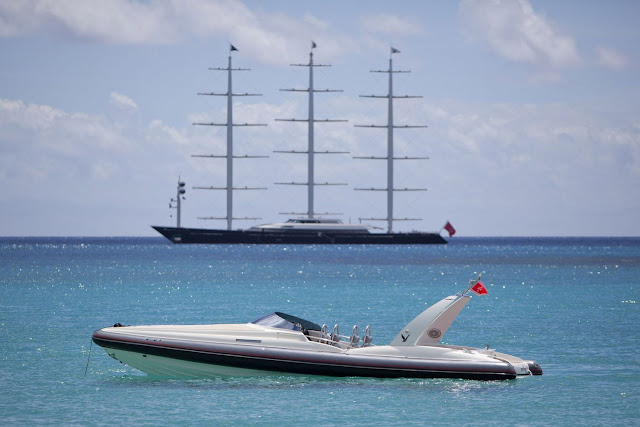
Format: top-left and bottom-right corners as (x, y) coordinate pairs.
(106, 348), (280, 377)
(93, 291), (542, 380)
(103, 342), (535, 378)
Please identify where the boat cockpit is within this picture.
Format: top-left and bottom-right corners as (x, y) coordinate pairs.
(252, 312), (372, 350)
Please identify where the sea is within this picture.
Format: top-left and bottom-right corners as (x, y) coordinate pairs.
(1, 237), (638, 426)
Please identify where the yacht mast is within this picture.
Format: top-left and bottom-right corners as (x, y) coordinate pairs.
(275, 42), (348, 219)
(192, 45), (267, 230)
(168, 177), (186, 228)
(355, 48), (428, 233)
(175, 178), (186, 228)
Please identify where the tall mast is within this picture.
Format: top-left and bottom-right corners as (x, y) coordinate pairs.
(275, 42), (348, 218)
(355, 47), (428, 233)
(192, 45), (267, 230)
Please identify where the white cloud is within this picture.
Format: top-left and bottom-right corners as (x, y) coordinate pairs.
(109, 92), (138, 111)
(0, 98), (131, 181)
(2, 89), (640, 235)
(0, 0), (178, 43)
(596, 46), (629, 71)
(357, 13), (425, 55)
(0, 95), (208, 234)
(407, 100), (640, 235)
(359, 14), (425, 37)
(0, 0), (355, 65)
(459, 0), (580, 69)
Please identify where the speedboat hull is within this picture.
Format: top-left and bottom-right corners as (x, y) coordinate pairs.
(92, 323), (537, 380)
(92, 288), (541, 380)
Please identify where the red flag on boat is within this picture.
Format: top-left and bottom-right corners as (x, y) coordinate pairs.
(444, 221), (456, 237)
(471, 280), (489, 296)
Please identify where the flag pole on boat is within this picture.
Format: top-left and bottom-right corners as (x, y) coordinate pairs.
(441, 221), (456, 237)
(460, 274), (489, 296)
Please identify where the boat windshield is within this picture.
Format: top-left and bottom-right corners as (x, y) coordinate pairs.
(252, 312), (321, 332)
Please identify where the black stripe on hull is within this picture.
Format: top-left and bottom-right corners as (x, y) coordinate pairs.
(151, 226), (447, 245)
(92, 335), (517, 381)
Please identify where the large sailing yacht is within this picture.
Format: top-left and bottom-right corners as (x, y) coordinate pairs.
(152, 45), (447, 244)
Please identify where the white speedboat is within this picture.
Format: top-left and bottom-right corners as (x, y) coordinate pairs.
(92, 282), (542, 380)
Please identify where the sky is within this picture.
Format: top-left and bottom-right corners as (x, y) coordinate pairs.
(1, 0), (639, 237)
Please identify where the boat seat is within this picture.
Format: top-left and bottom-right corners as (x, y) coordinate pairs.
(331, 324), (340, 345)
(362, 325), (372, 347)
(350, 325), (360, 348)
(314, 324), (330, 344)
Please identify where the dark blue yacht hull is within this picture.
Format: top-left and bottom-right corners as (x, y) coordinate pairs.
(151, 226), (447, 244)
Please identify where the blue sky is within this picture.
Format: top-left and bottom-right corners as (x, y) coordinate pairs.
(1, 0), (639, 236)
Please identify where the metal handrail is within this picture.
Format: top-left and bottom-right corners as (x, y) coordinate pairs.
(307, 324), (372, 349)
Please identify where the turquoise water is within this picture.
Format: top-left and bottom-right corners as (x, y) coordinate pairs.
(1, 237), (638, 425)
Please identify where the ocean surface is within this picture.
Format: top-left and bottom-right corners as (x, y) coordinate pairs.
(1, 237), (638, 426)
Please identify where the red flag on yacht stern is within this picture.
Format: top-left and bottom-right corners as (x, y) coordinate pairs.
(471, 280), (489, 295)
(444, 221), (456, 237)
